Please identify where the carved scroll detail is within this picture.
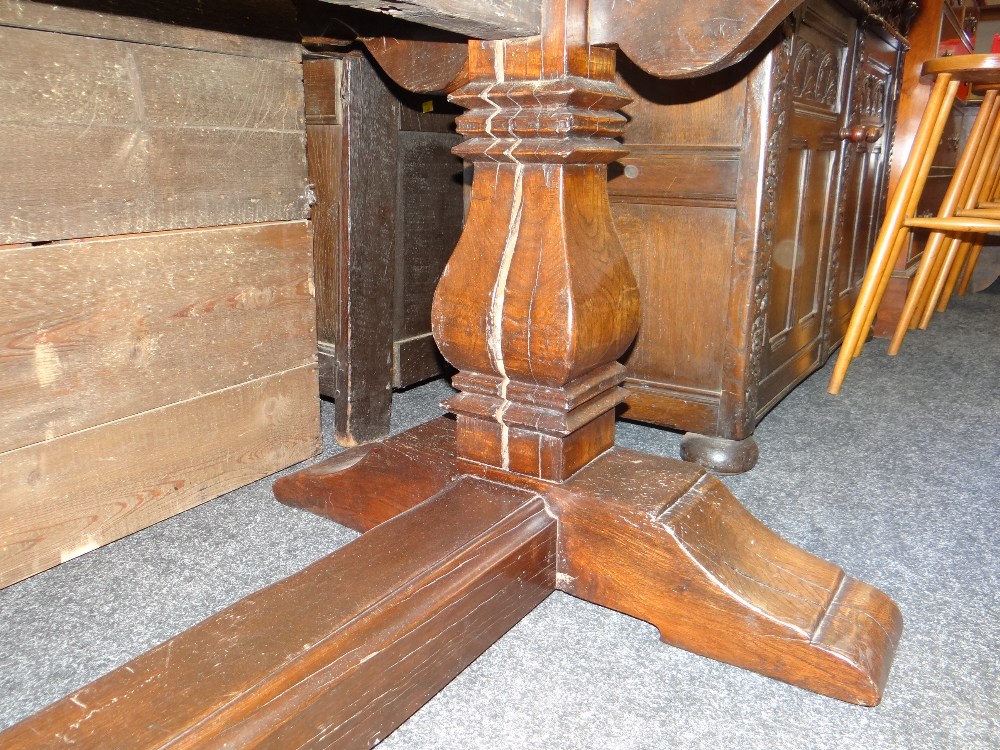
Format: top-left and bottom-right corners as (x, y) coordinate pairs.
(745, 28), (794, 420)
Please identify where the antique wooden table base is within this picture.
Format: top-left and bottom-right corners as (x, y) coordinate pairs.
(2, 1), (901, 747)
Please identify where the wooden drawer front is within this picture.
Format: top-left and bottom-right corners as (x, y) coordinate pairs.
(608, 150), (740, 206)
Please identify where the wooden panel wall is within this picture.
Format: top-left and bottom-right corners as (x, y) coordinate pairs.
(0, 23), (310, 243)
(0, 1), (318, 588)
(610, 54), (751, 436)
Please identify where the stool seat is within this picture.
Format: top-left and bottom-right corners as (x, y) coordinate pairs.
(922, 54), (1000, 85)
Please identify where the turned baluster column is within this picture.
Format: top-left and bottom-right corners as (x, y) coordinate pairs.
(432, 0), (640, 481)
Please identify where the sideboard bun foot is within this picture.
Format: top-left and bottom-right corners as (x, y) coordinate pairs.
(680, 432), (760, 474)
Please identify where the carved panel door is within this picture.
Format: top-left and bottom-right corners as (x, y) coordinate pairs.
(758, 1), (854, 410)
(824, 29), (899, 354)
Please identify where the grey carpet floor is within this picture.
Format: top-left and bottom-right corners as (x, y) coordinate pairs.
(1, 289), (998, 748)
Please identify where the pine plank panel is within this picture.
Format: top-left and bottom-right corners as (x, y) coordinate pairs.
(0, 365), (321, 589)
(0, 221), (316, 455)
(0, 0), (300, 61)
(0, 25), (309, 244)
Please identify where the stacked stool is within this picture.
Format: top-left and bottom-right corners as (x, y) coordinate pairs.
(829, 54), (1000, 394)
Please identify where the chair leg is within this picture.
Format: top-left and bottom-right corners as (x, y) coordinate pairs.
(957, 240), (986, 295)
(921, 236), (966, 325)
(827, 76), (958, 393)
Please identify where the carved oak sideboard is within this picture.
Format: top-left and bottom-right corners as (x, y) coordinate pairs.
(613, 0), (906, 472)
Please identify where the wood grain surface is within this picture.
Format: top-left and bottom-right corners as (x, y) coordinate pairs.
(333, 53), (398, 445)
(0, 365), (320, 588)
(304, 58), (344, 395)
(278, 416), (902, 706)
(1, 222), (315, 455)
(0, 23), (308, 244)
(0, 0), (299, 60)
(0, 476), (554, 748)
(316, 0), (540, 39)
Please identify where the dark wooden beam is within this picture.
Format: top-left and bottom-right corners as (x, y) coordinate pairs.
(0, 478), (555, 749)
(316, 0), (541, 39)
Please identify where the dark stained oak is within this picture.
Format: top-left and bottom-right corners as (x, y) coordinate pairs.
(612, 1), (904, 470)
(0, 477), (555, 749)
(363, 36), (469, 93)
(591, 0), (802, 78)
(304, 51), (462, 445)
(276, 417), (902, 706)
(316, 0), (541, 39)
(547, 448), (902, 706)
(329, 52), (398, 446)
(4, 0), (904, 744)
(274, 417), (462, 531)
(679, 432), (761, 475)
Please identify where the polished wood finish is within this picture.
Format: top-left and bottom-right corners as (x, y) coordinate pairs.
(590, 0), (802, 78)
(3, 0), (903, 743)
(922, 50), (1000, 82)
(829, 73), (960, 391)
(274, 417), (462, 531)
(433, 5), (640, 481)
(363, 36), (469, 93)
(612, 0), (903, 469)
(887, 81), (1000, 350)
(872, 0), (982, 337)
(305, 53), (462, 444)
(1, 477), (555, 748)
(278, 417), (902, 706)
(831, 56), (1000, 389)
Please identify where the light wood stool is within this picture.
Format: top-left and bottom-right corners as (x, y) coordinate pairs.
(829, 54), (1000, 394)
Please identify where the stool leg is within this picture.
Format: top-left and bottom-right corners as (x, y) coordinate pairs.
(937, 237), (974, 311)
(828, 75), (958, 393)
(851, 80), (960, 360)
(922, 236), (967, 323)
(957, 239), (986, 295)
(887, 87), (999, 355)
(921, 92), (1000, 325)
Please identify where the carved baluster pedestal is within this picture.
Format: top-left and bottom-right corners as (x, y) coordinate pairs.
(1, 3), (903, 747)
(278, 0), (902, 709)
